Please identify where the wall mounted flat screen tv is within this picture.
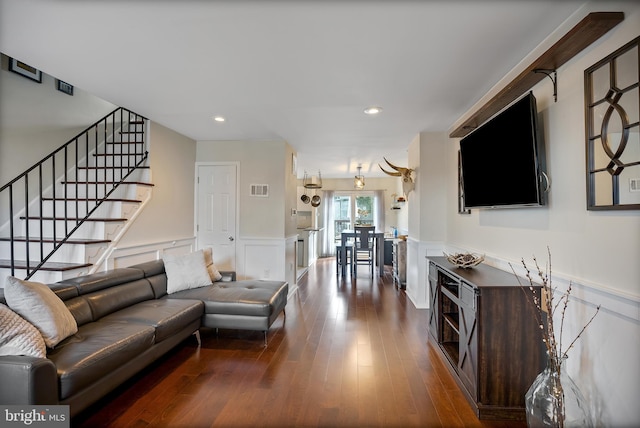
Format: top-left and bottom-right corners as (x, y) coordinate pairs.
(459, 92), (547, 209)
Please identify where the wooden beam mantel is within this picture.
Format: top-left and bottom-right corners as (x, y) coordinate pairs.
(449, 12), (624, 139)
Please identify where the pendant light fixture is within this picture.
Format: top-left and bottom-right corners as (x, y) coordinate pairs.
(303, 170), (322, 189)
(354, 165), (365, 189)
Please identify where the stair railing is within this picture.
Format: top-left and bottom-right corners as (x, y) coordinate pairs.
(0, 107), (148, 279)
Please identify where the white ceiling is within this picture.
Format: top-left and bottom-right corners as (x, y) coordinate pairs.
(0, 0), (589, 178)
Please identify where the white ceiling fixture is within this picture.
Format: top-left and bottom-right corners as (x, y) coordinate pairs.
(303, 171), (323, 189)
(354, 165), (365, 189)
(363, 106), (383, 115)
(213, 116), (225, 122)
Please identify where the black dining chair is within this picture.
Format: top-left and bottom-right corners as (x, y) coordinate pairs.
(335, 243), (354, 275)
(353, 226), (375, 277)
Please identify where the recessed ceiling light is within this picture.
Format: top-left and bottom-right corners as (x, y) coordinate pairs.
(213, 116), (225, 122)
(364, 106), (382, 115)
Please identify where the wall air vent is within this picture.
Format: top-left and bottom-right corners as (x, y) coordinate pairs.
(250, 184), (269, 197)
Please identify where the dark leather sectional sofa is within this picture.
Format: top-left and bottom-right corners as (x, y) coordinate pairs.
(0, 259), (288, 417)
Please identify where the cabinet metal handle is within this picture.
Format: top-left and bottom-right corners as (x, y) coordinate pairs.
(228, 236), (234, 241)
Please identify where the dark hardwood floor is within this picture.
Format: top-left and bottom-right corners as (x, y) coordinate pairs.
(74, 258), (526, 428)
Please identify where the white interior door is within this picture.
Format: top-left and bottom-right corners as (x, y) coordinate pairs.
(196, 164), (237, 271)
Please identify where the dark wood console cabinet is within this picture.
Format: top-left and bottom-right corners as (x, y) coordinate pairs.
(427, 257), (545, 420)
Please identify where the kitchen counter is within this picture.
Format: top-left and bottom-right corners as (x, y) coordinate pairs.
(296, 228), (324, 268)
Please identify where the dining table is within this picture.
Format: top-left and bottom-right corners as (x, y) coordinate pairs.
(339, 230), (385, 277)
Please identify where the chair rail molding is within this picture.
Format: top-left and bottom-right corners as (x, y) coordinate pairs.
(106, 237), (196, 270)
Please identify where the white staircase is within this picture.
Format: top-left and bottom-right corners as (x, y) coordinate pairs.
(0, 109), (152, 284)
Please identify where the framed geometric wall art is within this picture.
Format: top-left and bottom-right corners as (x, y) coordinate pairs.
(584, 36), (639, 210)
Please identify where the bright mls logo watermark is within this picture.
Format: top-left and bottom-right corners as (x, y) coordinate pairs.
(1, 406), (69, 427)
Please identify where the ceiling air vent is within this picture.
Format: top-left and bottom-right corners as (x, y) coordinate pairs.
(250, 184), (269, 197)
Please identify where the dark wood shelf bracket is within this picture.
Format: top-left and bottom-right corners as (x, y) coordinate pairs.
(533, 69), (558, 102)
(450, 12), (624, 139)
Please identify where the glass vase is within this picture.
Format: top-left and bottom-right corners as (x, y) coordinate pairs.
(525, 354), (593, 428)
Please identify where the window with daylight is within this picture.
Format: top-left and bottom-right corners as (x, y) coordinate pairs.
(332, 192), (374, 241)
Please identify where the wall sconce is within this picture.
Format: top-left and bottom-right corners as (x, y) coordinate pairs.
(354, 165), (365, 189)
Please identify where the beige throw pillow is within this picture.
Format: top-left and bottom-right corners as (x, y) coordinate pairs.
(4, 276), (78, 348)
(0, 303), (47, 358)
(163, 250), (212, 294)
(203, 247), (223, 282)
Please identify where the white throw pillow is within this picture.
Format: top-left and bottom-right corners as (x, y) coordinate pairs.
(163, 250), (212, 294)
(0, 303), (47, 358)
(203, 247), (223, 282)
(4, 276), (78, 348)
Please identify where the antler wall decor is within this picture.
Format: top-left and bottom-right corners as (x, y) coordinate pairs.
(379, 157), (415, 199)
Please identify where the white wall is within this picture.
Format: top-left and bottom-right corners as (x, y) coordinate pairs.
(0, 54), (116, 185)
(197, 140), (287, 238)
(407, 134), (422, 240)
(116, 122), (197, 248)
(419, 132), (448, 244)
(406, 134), (421, 306)
(434, 3), (640, 425)
(196, 140), (297, 284)
(284, 145), (298, 239)
(0, 61), (199, 271)
(447, 3), (639, 296)
(406, 132), (449, 308)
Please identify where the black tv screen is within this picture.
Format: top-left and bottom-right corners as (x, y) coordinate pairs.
(459, 92), (547, 209)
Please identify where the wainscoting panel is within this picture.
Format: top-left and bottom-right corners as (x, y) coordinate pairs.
(238, 235), (300, 294)
(406, 239), (445, 309)
(239, 237), (285, 281)
(108, 236), (299, 293)
(284, 234), (298, 291)
(405, 237), (422, 308)
(106, 237), (196, 270)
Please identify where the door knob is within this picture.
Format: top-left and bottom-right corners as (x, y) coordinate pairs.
(228, 236), (234, 241)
